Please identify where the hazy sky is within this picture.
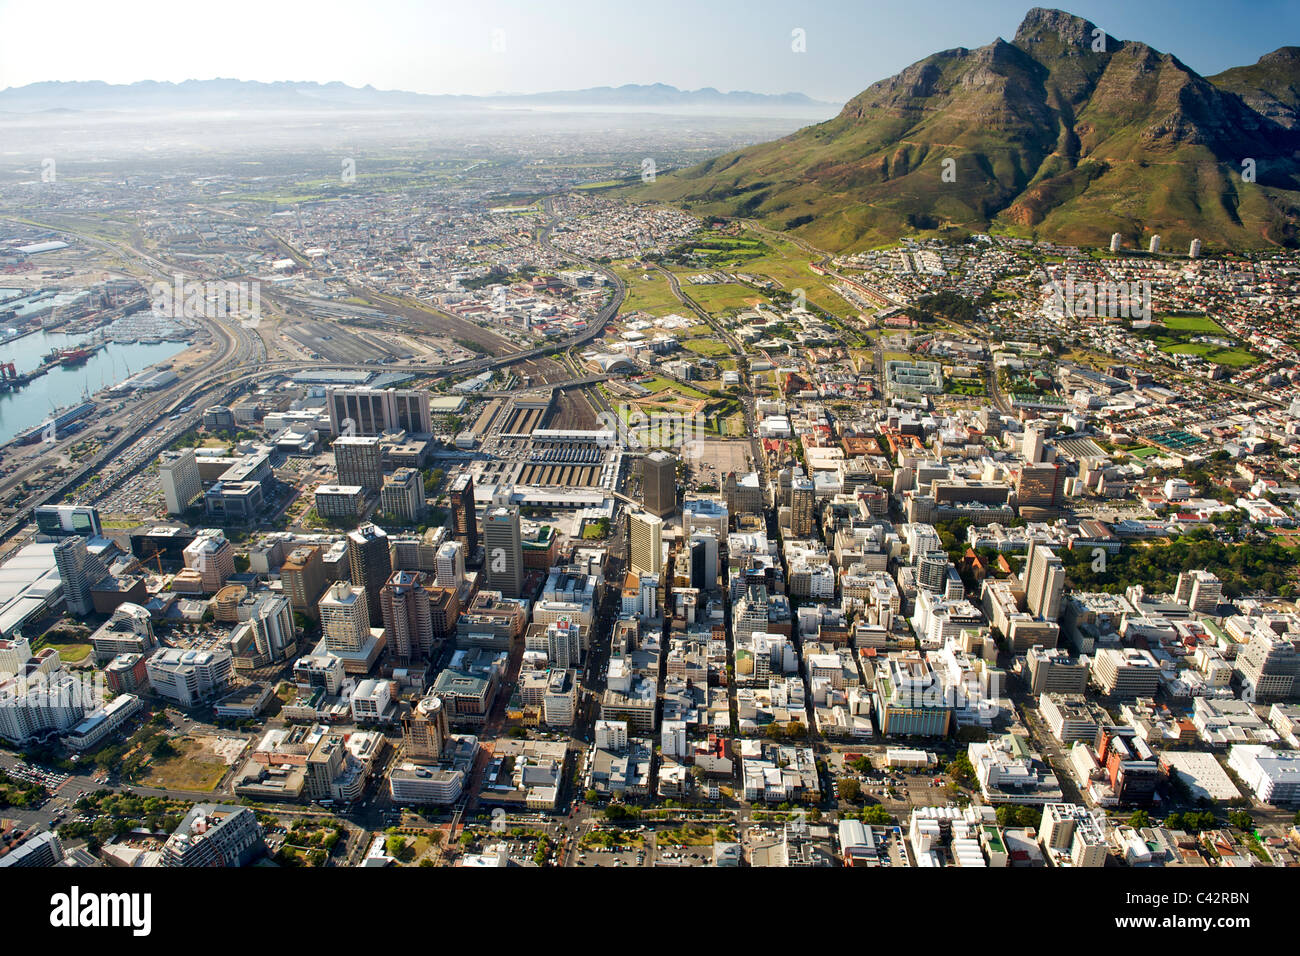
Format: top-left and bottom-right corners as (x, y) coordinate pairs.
(0, 0), (1294, 102)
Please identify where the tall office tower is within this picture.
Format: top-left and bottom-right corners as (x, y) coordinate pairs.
(1109, 233), (1122, 253)
(333, 436), (384, 496)
(1023, 424), (1047, 466)
(348, 524), (392, 625)
(380, 467), (427, 523)
(380, 570), (435, 663)
(243, 595), (296, 663)
(448, 472), (479, 555)
(691, 528), (719, 591)
(53, 537), (107, 616)
(790, 476), (816, 536)
(642, 451), (677, 518)
(628, 511), (664, 578)
(733, 583), (771, 644)
(319, 582), (371, 653)
(482, 506), (523, 598)
(1189, 238), (1202, 259)
(1025, 542), (1065, 622)
(1148, 234), (1161, 255)
(435, 540), (465, 588)
(327, 387), (432, 436)
(1175, 570), (1223, 613)
(1016, 462), (1064, 510)
(183, 531), (236, 593)
(916, 551), (951, 595)
(281, 545), (327, 620)
(159, 448), (202, 515)
(1236, 630), (1300, 703)
(403, 694), (450, 763)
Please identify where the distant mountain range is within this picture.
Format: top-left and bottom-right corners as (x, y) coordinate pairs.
(0, 79), (840, 116)
(628, 7), (1300, 250)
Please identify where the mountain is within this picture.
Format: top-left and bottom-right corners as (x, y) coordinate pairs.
(1210, 47), (1300, 129)
(628, 7), (1300, 250)
(0, 79), (839, 117)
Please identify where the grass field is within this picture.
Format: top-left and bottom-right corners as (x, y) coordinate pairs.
(138, 737), (229, 792)
(682, 337), (734, 358)
(676, 280), (766, 314)
(614, 263), (683, 315)
(32, 633), (92, 664)
(1146, 313), (1258, 367)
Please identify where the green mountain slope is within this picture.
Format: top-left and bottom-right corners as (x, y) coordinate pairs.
(627, 7), (1300, 251)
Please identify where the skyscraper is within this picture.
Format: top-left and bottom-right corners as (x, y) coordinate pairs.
(281, 545), (327, 620)
(402, 694), (449, 763)
(159, 448), (201, 515)
(53, 537), (107, 617)
(1025, 542), (1065, 622)
(435, 540), (465, 588)
(1023, 424), (1047, 466)
(628, 510), (664, 578)
(333, 436), (384, 496)
(380, 467), (427, 523)
(1016, 462), (1064, 510)
(326, 387), (432, 436)
(348, 524), (392, 625)
(790, 476), (816, 537)
(642, 451), (677, 518)
(482, 506), (523, 598)
(319, 582), (371, 653)
(448, 472), (479, 556)
(380, 570), (435, 663)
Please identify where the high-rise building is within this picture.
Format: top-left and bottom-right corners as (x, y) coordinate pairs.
(239, 595), (296, 664)
(790, 476), (816, 537)
(348, 524), (392, 625)
(1175, 570), (1222, 614)
(381, 467), (427, 524)
(1023, 424), (1047, 466)
(435, 540), (465, 588)
(1109, 233), (1122, 253)
(628, 511), (664, 578)
(483, 506), (523, 598)
(161, 804), (265, 867)
(1148, 234), (1161, 255)
(326, 387), (432, 437)
(402, 694), (449, 763)
(333, 436), (384, 495)
(183, 530), (235, 593)
(281, 546), (327, 620)
(1236, 630), (1300, 703)
(1189, 238), (1202, 259)
(1025, 542), (1065, 621)
(381, 570), (435, 663)
(448, 473), (479, 555)
(53, 536), (108, 616)
(642, 451), (677, 518)
(1016, 462), (1064, 510)
(159, 449), (202, 515)
(319, 582), (371, 653)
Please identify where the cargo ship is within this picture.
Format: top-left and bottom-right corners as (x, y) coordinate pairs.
(44, 342), (107, 366)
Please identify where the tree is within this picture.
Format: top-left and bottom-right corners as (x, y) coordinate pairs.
(861, 804), (892, 826)
(1227, 810), (1254, 833)
(1127, 810), (1151, 829)
(837, 779), (861, 803)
